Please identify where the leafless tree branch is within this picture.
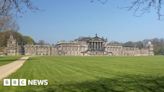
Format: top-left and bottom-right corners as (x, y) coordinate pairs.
(0, 15), (19, 31)
(127, 0), (163, 20)
(91, 0), (164, 19)
(0, 0), (37, 17)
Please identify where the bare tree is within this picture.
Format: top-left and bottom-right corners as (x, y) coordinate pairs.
(92, 0), (164, 19)
(0, 0), (163, 20)
(128, 0), (164, 20)
(0, 0), (36, 32)
(0, 0), (37, 16)
(0, 16), (19, 31)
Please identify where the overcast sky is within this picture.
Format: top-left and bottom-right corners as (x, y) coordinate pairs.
(17, 0), (164, 44)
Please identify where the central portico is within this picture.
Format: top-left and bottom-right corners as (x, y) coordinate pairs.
(76, 34), (108, 55)
(88, 34), (106, 51)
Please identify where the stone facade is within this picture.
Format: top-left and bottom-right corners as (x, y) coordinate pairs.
(5, 35), (18, 56)
(5, 34), (154, 56)
(24, 45), (51, 56)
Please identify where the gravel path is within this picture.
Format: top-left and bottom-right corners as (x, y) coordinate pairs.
(0, 56), (29, 80)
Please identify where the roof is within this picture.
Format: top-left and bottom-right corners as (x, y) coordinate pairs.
(75, 34), (107, 42)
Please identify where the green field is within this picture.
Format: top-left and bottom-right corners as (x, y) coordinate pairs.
(1, 56), (164, 92)
(0, 56), (20, 66)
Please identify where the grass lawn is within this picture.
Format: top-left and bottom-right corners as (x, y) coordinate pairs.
(0, 56), (21, 66)
(0, 56), (164, 92)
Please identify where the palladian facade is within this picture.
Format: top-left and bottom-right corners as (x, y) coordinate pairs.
(5, 34), (154, 56)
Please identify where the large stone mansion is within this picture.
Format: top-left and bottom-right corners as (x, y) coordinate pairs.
(4, 34), (154, 56)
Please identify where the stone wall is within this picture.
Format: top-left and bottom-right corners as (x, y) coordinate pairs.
(5, 35), (154, 56)
(24, 45), (51, 56)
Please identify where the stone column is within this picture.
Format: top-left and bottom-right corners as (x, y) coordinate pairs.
(97, 42), (99, 50)
(89, 42), (91, 50)
(92, 42), (93, 50)
(94, 42), (96, 50)
(100, 42), (102, 50)
(95, 42), (97, 50)
(96, 42), (97, 50)
(100, 42), (101, 50)
(98, 42), (100, 50)
(93, 42), (94, 50)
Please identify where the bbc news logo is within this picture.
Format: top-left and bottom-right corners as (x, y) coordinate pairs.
(3, 79), (48, 86)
